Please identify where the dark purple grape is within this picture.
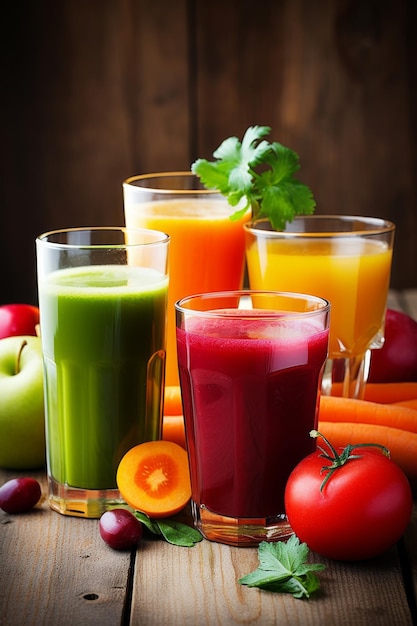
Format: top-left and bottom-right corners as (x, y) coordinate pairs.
(0, 477), (42, 513)
(99, 509), (143, 550)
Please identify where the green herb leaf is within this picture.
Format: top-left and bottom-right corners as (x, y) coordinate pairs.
(134, 511), (203, 547)
(134, 511), (162, 536)
(238, 535), (325, 599)
(155, 519), (203, 547)
(191, 126), (316, 230)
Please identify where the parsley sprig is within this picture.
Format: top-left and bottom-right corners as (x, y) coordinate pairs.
(238, 535), (325, 599)
(191, 125), (316, 230)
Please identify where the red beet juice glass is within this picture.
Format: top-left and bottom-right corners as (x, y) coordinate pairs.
(176, 290), (330, 546)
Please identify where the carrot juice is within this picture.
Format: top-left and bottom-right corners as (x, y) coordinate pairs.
(246, 237), (392, 357)
(244, 216), (395, 400)
(124, 174), (249, 387)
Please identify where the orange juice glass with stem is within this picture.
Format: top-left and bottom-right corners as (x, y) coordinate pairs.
(123, 172), (249, 387)
(244, 215), (395, 399)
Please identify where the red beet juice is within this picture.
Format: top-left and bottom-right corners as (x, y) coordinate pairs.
(177, 311), (329, 520)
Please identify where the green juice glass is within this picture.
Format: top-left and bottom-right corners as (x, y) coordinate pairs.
(36, 227), (169, 517)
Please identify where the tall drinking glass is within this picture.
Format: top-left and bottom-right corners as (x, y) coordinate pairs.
(176, 290), (330, 546)
(36, 227), (169, 517)
(244, 216), (395, 399)
(123, 172), (249, 388)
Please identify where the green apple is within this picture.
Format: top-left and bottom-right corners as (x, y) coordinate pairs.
(0, 335), (45, 469)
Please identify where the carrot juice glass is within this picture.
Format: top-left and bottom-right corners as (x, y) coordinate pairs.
(36, 227), (169, 518)
(123, 172), (249, 388)
(244, 216), (395, 399)
(176, 290), (330, 546)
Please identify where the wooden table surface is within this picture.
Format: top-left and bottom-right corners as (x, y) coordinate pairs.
(1, 290), (417, 626)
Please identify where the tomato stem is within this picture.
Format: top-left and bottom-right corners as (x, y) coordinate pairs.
(309, 430), (390, 492)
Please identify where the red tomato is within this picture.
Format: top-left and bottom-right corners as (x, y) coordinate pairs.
(0, 304), (40, 339)
(284, 442), (412, 561)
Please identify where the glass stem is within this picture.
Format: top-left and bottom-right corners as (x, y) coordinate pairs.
(322, 351), (371, 399)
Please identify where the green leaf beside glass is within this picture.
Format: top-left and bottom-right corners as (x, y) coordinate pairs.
(134, 511), (203, 547)
(238, 535), (325, 599)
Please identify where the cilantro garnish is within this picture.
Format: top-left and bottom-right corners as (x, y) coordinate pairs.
(238, 535), (325, 599)
(191, 125), (316, 230)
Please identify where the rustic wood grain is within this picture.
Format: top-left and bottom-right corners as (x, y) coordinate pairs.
(403, 501), (417, 623)
(1, 447), (415, 626)
(130, 537), (412, 626)
(0, 471), (130, 626)
(124, 0), (191, 174)
(193, 0), (417, 290)
(0, 0), (415, 305)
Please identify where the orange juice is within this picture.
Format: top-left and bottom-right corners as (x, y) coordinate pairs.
(246, 237), (392, 358)
(125, 198), (248, 385)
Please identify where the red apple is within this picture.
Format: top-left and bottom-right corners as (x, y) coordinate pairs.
(0, 304), (40, 340)
(368, 309), (417, 383)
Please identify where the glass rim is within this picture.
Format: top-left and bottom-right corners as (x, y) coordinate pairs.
(175, 289), (330, 319)
(123, 171), (220, 195)
(244, 215), (396, 237)
(36, 226), (170, 249)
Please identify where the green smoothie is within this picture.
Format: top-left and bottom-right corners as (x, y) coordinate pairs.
(39, 265), (168, 490)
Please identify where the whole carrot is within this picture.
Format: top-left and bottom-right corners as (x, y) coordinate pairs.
(392, 399), (417, 411)
(319, 395), (417, 433)
(164, 386), (183, 416)
(162, 415), (186, 449)
(363, 382), (417, 404)
(317, 421), (417, 480)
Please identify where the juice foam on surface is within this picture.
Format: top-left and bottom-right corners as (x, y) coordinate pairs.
(44, 265), (168, 294)
(182, 309), (326, 341)
(131, 198), (237, 219)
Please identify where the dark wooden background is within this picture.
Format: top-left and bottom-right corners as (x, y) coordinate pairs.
(1, 0), (416, 305)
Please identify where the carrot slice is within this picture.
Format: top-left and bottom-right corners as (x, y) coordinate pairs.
(164, 386), (183, 416)
(162, 415), (186, 449)
(116, 441), (191, 518)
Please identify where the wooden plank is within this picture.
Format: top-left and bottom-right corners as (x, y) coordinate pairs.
(0, 0), (191, 306)
(125, 0), (191, 173)
(193, 0), (417, 290)
(1, 0), (416, 308)
(0, 470), (131, 626)
(130, 537), (412, 625)
(403, 501), (417, 613)
(1, 469), (413, 626)
(192, 0), (287, 155)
